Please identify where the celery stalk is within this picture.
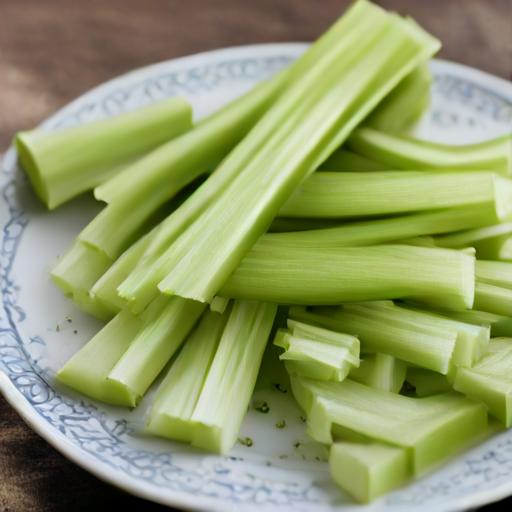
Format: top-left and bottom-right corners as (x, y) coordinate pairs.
(439, 309), (512, 338)
(51, 241), (114, 320)
(476, 260), (512, 289)
(348, 127), (512, 175)
(435, 222), (512, 260)
(155, 7), (440, 303)
(350, 353), (406, 392)
(406, 368), (451, 397)
(454, 338), (512, 426)
(274, 320), (359, 381)
(474, 282), (512, 316)
(265, 205), (508, 248)
(279, 171), (511, 219)
(289, 305), (457, 374)
(330, 442), (410, 503)
(57, 310), (142, 406)
(107, 297), (205, 401)
(268, 217), (339, 233)
(190, 301), (277, 453)
(292, 377), (487, 475)
(318, 149), (389, 172)
(221, 245), (475, 311)
(16, 97), (192, 209)
(147, 308), (229, 441)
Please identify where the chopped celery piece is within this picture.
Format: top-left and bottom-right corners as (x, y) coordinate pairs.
(147, 308), (229, 441)
(51, 241), (114, 320)
(190, 301), (277, 453)
(406, 368), (452, 397)
(16, 97), (192, 209)
(221, 245), (475, 311)
(364, 63), (432, 133)
(107, 297), (205, 401)
(292, 377), (487, 475)
(155, 5), (440, 303)
(209, 296), (230, 314)
(476, 260), (512, 289)
(454, 338), (512, 426)
(274, 319), (359, 381)
(265, 205), (507, 248)
(279, 171), (511, 219)
(318, 149), (389, 172)
(289, 305), (456, 374)
(474, 281), (512, 316)
(350, 353), (406, 392)
(57, 310), (142, 406)
(348, 127), (512, 175)
(330, 441), (410, 503)
(439, 309), (512, 338)
(435, 222), (512, 260)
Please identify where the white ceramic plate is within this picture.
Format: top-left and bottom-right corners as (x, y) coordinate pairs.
(1, 44), (512, 512)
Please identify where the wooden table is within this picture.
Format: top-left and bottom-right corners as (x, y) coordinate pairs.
(1, 1), (511, 510)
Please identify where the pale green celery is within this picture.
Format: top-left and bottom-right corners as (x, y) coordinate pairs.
(209, 296), (230, 314)
(350, 353), (406, 392)
(146, 308), (229, 441)
(155, 9), (440, 303)
(274, 319), (359, 381)
(318, 149), (389, 172)
(347, 127), (512, 175)
(90, 230), (154, 312)
(79, 0), (388, 261)
(268, 218), (340, 233)
(114, 0), (401, 310)
(455, 338), (512, 426)
(264, 205), (507, 248)
(476, 260), (512, 289)
(190, 301), (277, 453)
(289, 305), (456, 374)
(57, 309), (143, 406)
(221, 244), (475, 311)
(291, 377), (487, 475)
(107, 297), (205, 401)
(397, 236), (437, 247)
(439, 309), (512, 338)
(474, 281), (512, 316)
(16, 97), (192, 209)
(364, 63), (432, 133)
(406, 368), (451, 397)
(435, 222), (512, 260)
(279, 171), (509, 218)
(330, 441), (410, 503)
(51, 241), (115, 320)
(366, 301), (490, 367)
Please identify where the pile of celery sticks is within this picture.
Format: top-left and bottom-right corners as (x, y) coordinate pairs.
(15, 0), (512, 503)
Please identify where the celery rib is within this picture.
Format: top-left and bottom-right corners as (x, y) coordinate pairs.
(350, 353), (406, 392)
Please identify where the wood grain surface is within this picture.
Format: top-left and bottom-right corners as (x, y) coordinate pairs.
(1, 1), (511, 510)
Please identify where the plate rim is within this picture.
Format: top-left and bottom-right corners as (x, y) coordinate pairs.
(1, 42), (512, 512)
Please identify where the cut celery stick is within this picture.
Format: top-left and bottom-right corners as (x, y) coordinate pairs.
(274, 320), (359, 381)
(221, 244), (475, 311)
(279, 171), (511, 218)
(318, 149), (389, 172)
(364, 63), (432, 133)
(265, 205), (507, 248)
(350, 353), (406, 392)
(190, 301), (277, 453)
(289, 305), (456, 374)
(209, 296), (230, 314)
(292, 377), (487, 475)
(438, 309), (512, 338)
(476, 260), (512, 289)
(57, 309), (142, 406)
(454, 338), (512, 426)
(474, 281), (512, 316)
(268, 217), (339, 233)
(147, 308), (229, 441)
(397, 236), (437, 247)
(435, 222), (512, 260)
(16, 97), (192, 209)
(155, 7), (440, 303)
(348, 127), (512, 175)
(51, 241), (114, 320)
(107, 297), (205, 401)
(406, 368), (451, 397)
(330, 441), (410, 503)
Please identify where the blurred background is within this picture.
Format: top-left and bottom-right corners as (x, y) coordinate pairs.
(0, 0), (511, 510)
